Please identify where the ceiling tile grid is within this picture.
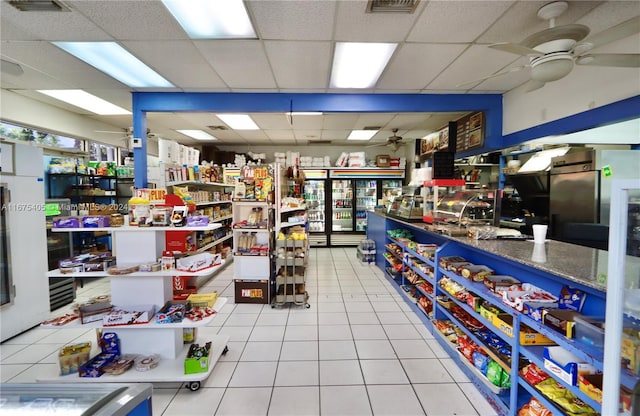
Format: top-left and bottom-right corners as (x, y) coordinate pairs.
(0, 0), (638, 146)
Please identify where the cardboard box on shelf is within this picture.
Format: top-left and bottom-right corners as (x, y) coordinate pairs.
(543, 346), (599, 386)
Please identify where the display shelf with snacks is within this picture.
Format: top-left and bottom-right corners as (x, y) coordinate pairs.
(366, 211), (635, 416)
(232, 164), (278, 304)
(38, 225), (230, 390)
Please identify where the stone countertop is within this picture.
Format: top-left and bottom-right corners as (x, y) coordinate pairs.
(379, 213), (640, 293)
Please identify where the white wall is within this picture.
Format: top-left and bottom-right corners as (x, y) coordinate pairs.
(503, 61), (640, 135)
(0, 89), (159, 156)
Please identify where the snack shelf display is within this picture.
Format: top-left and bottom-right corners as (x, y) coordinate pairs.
(366, 211), (638, 416)
(232, 164), (278, 304)
(39, 225), (230, 391)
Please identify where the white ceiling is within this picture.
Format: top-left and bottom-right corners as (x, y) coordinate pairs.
(1, 0), (639, 147)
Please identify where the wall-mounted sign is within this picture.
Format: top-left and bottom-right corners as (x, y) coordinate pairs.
(456, 112), (485, 153)
(419, 125), (449, 156)
(420, 112), (485, 156)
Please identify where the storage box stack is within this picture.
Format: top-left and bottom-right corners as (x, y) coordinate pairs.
(286, 151), (300, 168)
(348, 152), (366, 167)
(300, 156), (313, 167)
(312, 157), (325, 167)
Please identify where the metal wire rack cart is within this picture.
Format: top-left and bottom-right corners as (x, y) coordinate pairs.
(273, 238), (310, 308)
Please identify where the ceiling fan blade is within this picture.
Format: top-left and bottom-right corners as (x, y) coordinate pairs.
(365, 142), (387, 148)
(521, 24), (590, 49)
(576, 53), (640, 68)
(525, 80), (546, 92)
(489, 42), (542, 56)
(577, 16), (640, 51)
(457, 65), (529, 87)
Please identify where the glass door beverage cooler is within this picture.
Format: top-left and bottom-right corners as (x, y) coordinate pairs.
(331, 179), (353, 232)
(304, 177), (327, 247)
(355, 180), (377, 231)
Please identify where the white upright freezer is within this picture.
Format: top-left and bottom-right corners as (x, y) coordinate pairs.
(1, 141), (50, 341)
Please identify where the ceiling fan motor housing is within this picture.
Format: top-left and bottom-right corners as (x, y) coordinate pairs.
(530, 52), (574, 82)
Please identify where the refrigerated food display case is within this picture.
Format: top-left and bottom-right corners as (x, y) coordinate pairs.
(0, 383), (152, 415)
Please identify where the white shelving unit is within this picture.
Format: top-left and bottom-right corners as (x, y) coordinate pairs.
(42, 225), (230, 390)
(232, 200), (274, 285)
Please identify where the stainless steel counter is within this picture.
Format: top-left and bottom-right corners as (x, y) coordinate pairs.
(378, 213), (640, 292)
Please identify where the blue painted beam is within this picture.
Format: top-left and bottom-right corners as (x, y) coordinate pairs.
(131, 92), (504, 186)
(502, 95), (640, 147)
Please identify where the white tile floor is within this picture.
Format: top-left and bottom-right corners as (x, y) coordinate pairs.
(0, 247), (499, 416)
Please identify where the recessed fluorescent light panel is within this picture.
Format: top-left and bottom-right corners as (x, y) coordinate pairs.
(216, 114), (259, 130)
(347, 130), (378, 141)
(162, 0), (256, 39)
(37, 90), (131, 115)
(330, 42), (397, 88)
(177, 130), (217, 141)
(53, 42), (173, 88)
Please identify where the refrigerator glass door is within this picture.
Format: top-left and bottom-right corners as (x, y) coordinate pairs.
(304, 180), (325, 233)
(331, 180), (352, 231)
(0, 184), (12, 307)
(355, 180), (377, 231)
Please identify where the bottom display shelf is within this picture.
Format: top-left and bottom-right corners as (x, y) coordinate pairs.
(36, 334), (230, 389)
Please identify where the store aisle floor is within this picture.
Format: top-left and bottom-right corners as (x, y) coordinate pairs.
(0, 247), (497, 416)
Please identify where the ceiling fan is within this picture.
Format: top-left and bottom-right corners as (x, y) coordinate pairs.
(366, 129), (406, 151)
(460, 1), (640, 91)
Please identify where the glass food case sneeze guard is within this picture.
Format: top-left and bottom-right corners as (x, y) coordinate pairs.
(434, 189), (498, 226)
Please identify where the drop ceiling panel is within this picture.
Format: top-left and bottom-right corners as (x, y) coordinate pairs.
(265, 129), (296, 142)
(388, 114), (435, 130)
(265, 41), (332, 89)
(194, 41), (277, 89)
(0, 15), (39, 41)
(1, 41), (129, 89)
(68, 1), (189, 40)
(408, 1), (513, 43)
(477, 1), (601, 44)
(83, 89), (133, 110)
(172, 112), (220, 128)
(377, 43), (468, 90)
(250, 113), (291, 130)
(321, 129), (350, 141)
(334, 0), (419, 42)
(0, 62), (71, 89)
(248, 0), (336, 41)
(0, 2), (112, 41)
(427, 45), (520, 90)
(282, 113), (323, 130)
(122, 40), (226, 89)
(576, 1), (640, 39)
(353, 113), (395, 129)
(322, 113), (361, 130)
(294, 129), (323, 142)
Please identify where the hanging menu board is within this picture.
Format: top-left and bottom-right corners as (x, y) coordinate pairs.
(419, 125), (449, 156)
(455, 112), (485, 153)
